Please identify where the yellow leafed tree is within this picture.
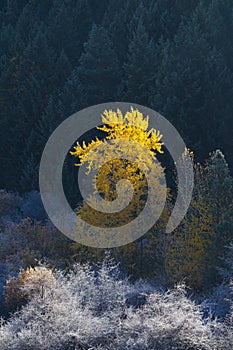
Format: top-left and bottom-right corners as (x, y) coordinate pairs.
(70, 107), (166, 263)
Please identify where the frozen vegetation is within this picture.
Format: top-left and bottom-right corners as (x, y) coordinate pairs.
(0, 261), (232, 350)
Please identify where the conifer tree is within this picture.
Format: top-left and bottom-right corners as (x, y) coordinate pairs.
(76, 24), (121, 106)
(132, 0), (181, 42)
(52, 50), (72, 90)
(0, 0), (20, 26)
(88, 0), (109, 24)
(15, 0), (41, 45)
(49, 0), (92, 64)
(123, 20), (156, 105)
(191, 0), (233, 167)
(102, 0), (139, 65)
(3, 26), (57, 190)
(204, 150), (233, 281)
(152, 12), (233, 163)
(163, 160), (216, 291)
(19, 153), (38, 192)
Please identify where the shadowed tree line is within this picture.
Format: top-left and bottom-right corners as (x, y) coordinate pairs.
(1, 0), (233, 193)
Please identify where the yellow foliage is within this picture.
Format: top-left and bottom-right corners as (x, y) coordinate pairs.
(71, 107), (166, 258)
(71, 107), (163, 169)
(97, 108), (163, 155)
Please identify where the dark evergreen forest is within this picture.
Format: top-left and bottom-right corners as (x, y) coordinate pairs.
(1, 0), (233, 194)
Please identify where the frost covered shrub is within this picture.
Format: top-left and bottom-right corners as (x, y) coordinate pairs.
(211, 280), (233, 350)
(0, 262), (217, 350)
(115, 283), (215, 350)
(0, 261), (132, 350)
(21, 191), (47, 221)
(0, 218), (72, 270)
(219, 242), (233, 281)
(4, 265), (56, 313)
(0, 262), (8, 312)
(0, 217), (72, 311)
(0, 190), (22, 220)
(203, 242), (233, 320)
(205, 283), (232, 319)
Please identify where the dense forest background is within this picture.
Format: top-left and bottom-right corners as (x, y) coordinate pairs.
(1, 0), (233, 194)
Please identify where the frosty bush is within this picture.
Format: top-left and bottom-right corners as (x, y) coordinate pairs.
(204, 242), (233, 320)
(211, 280), (233, 350)
(0, 261), (218, 350)
(0, 204), (72, 312)
(0, 190), (22, 220)
(21, 191), (47, 221)
(4, 265), (56, 313)
(0, 218), (72, 274)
